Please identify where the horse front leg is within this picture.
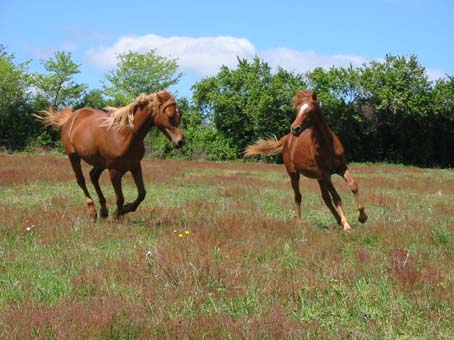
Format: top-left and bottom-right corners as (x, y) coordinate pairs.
(289, 172), (302, 223)
(68, 154), (97, 221)
(109, 168), (126, 221)
(122, 164), (146, 214)
(341, 169), (368, 224)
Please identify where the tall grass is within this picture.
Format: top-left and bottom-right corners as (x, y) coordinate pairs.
(0, 154), (453, 339)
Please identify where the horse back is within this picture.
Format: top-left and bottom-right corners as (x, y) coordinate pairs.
(61, 108), (108, 159)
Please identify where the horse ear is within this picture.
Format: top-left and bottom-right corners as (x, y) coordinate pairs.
(293, 91), (303, 109)
(156, 90), (169, 103)
(312, 91), (318, 102)
(156, 91), (163, 103)
(136, 94), (149, 109)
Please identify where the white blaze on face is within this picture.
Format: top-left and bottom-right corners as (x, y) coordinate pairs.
(298, 103), (309, 116)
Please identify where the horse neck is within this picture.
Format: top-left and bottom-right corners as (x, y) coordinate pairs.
(132, 108), (154, 140)
(111, 109), (153, 157)
(311, 108), (334, 148)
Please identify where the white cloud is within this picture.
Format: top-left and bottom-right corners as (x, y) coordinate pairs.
(85, 34), (256, 76)
(85, 33), (447, 83)
(85, 34), (372, 77)
(259, 48), (368, 73)
(426, 68), (446, 81)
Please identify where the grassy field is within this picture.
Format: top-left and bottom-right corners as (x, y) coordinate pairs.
(0, 153), (453, 339)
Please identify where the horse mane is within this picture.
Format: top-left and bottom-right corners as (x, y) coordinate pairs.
(293, 90), (319, 109)
(101, 93), (161, 130)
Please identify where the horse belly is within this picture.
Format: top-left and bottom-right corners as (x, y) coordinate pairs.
(75, 147), (106, 168)
(71, 130), (107, 167)
(298, 166), (322, 179)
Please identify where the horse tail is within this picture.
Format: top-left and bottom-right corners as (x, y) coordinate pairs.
(244, 135), (287, 157)
(33, 108), (74, 130)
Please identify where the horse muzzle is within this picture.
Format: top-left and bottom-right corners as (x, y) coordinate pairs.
(291, 125), (303, 136)
(173, 138), (185, 149)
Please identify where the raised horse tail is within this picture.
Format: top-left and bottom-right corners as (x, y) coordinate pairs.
(33, 108), (74, 130)
(244, 135), (287, 157)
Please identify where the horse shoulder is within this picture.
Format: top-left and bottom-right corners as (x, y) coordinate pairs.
(330, 130), (345, 157)
(286, 132), (322, 178)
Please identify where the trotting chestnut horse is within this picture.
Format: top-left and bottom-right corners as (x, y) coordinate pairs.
(35, 90), (184, 221)
(245, 90), (367, 231)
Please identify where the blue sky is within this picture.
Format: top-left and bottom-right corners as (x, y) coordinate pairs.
(1, 0), (453, 98)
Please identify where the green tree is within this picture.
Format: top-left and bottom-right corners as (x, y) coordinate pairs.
(432, 76), (454, 120)
(192, 57), (306, 157)
(360, 55), (432, 117)
(174, 98), (237, 160)
(431, 76), (454, 166)
(0, 45), (36, 149)
(32, 51), (87, 109)
(102, 50), (181, 105)
(305, 55), (437, 165)
(74, 89), (107, 109)
(359, 55), (433, 163)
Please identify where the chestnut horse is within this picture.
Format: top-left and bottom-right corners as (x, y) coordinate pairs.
(245, 90), (367, 231)
(35, 90), (184, 221)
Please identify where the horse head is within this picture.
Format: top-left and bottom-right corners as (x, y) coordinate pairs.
(290, 90), (320, 137)
(151, 90), (185, 148)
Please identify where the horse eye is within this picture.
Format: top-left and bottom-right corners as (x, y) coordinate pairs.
(168, 115), (177, 125)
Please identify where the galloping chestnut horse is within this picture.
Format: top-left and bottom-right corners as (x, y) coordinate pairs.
(35, 90), (184, 221)
(245, 90), (367, 231)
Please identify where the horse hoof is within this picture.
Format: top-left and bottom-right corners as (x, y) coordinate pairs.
(358, 213), (368, 224)
(342, 222), (352, 232)
(123, 203), (135, 214)
(99, 206), (109, 219)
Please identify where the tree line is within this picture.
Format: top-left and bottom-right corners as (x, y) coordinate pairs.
(1, 44), (453, 166)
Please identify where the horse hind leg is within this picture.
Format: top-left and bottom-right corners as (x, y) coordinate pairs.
(341, 169), (368, 224)
(122, 164), (146, 215)
(68, 154), (97, 221)
(317, 179), (342, 226)
(323, 177), (352, 231)
(89, 167), (108, 218)
(109, 168), (126, 221)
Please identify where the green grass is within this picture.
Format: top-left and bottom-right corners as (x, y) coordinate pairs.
(0, 154), (453, 339)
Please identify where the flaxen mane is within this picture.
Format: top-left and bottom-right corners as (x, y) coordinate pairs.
(101, 93), (160, 130)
